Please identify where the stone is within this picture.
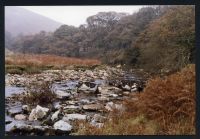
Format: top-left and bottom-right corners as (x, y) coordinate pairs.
(131, 88), (137, 92)
(22, 105), (31, 113)
(53, 102), (62, 110)
(9, 123), (52, 134)
(78, 83), (98, 93)
(14, 114), (27, 120)
(105, 102), (124, 112)
(90, 121), (104, 128)
(82, 104), (103, 111)
(108, 93), (118, 98)
(28, 105), (49, 121)
(92, 114), (106, 123)
(79, 99), (90, 104)
(65, 100), (79, 105)
(63, 114), (87, 121)
(63, 105), (80, 110)
(54, 90), (71, 99)
(100, 86), (122, 95)
(105, 102), (114, 111)
(51, 110), (60, 121)
(63, 105), (81, 113)
(123, 91), (130, 95)
(97, 96), (110, 101)
(116, 64), (121, 68)
(123, 85), (131, 91)
(53, 120), (72, 132)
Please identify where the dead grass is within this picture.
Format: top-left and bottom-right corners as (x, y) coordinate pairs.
(5, 54), (101, 74)
(127, 64), (196, 134)
(6, 54), (101, 66)
(75, 64), (195, 135)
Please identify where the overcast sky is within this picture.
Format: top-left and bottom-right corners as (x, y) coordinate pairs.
(19, 6), (145, 27)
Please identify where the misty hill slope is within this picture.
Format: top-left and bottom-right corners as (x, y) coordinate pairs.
(5, 6), (62, 36)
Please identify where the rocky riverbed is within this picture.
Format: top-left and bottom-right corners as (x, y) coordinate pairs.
(5, 66), (149, 136)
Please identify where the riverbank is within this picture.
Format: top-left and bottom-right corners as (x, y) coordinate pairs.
(5, 65), (148, 135)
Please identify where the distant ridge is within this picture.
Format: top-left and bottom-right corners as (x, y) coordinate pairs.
(5, 6), (63, 36)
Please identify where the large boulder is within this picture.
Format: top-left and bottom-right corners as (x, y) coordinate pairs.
(29, 105), (49, 121)
(53, 120), (72, 132)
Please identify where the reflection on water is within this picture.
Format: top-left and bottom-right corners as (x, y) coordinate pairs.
(5, 86), (25, 97)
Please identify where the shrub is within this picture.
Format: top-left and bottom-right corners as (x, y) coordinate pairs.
(21, 81), (57, 106)
(125, 64), (195, 134)
(75, 64), (195, 135)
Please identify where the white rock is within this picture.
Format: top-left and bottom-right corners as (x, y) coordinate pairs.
(29, 109), (36, 121)
(123, 91), (130, 95)
(108, 94), (118, 97)
(131, 88), (137, 92)
(14, 114), (27, 120)
(53, 120), (72, 132)
(51, 110), (60, 121)
(90, 120), (104, 128)
(92, 114), (106, 123)
(116, 64), (121, 68)
(131, 83), (137, 88)
(64, 105), (80, 110)
(28, 105), (49, 121)
(105, 102), (114, 111)
(105, 102), (124, 112)
(63, 114), (87, 121)
(22, 105), (31, 112)
(123, 85), (131, 91)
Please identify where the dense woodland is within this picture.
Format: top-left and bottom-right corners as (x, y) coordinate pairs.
(5, 5), (195, 74)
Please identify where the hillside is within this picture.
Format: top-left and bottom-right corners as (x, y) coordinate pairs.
(5, 6), (62, 36)
(6, 6), (195, 74)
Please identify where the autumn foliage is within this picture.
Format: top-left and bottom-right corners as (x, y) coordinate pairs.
(76, 64), (195, 135)
(126, 64), (195, 134)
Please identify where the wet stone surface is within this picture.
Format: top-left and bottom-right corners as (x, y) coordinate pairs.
(5, 67), (147, 136)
